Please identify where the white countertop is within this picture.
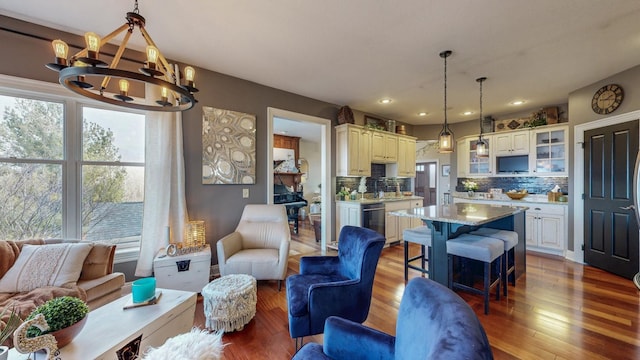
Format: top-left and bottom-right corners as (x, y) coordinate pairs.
(390, 202), (528, 226)
(452, 192), (568, 206)
(336, 195), (424, 205)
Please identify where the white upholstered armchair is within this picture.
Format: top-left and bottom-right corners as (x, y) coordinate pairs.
(216, 204), (291, 290)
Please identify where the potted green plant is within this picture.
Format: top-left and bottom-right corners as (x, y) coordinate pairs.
(25, 297), (89, 348)
(0, 304), (21, 360)
(463, 180), (479, 197)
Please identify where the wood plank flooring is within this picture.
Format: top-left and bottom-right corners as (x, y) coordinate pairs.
(194, 226), (640, 359)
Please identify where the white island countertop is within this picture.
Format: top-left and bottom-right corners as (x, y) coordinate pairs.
(390, 202), (528, 226)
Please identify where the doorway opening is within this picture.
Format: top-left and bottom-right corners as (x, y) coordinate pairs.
(267, 108), (332, 255)
(416, 162), (438, 206)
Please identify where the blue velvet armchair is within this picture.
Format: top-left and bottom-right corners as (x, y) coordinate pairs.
(286, 226), (385, 347)
(292, 277), (494, 360)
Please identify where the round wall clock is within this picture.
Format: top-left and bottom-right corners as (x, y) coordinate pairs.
(591, 84), (624, 115)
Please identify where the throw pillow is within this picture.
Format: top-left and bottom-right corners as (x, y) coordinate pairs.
(0, 243), (93, 293)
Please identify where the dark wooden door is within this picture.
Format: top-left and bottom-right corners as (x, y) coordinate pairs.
(584, 120), (639, 279)
(416, 162), (437, 205)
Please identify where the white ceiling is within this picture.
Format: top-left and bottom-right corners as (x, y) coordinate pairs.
(2, 0), (640, 125)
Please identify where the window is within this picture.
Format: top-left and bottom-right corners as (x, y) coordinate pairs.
(0, 95), (64, 239)
(0, 79), (145, 262)
(81, 107), (145, 256)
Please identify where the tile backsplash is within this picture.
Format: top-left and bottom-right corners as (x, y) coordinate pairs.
(456, 176), (568, 194)
(336, 164), (411, 194)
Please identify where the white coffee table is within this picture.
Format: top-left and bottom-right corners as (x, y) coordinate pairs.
(9, 288), (197, 360)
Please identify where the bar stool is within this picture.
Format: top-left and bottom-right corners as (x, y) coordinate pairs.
(471, 228), (518, 296)
(403, 226), (432, 281)
(447, 234), (503, 314)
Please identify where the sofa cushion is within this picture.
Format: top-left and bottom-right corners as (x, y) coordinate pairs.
(0, 243), (93, 292)
(78, 272), (125, 303)
(80, 243), (116, 280)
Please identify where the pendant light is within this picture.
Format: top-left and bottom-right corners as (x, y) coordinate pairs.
(438, 50), (454, 153)
(476, 77), (489, 157)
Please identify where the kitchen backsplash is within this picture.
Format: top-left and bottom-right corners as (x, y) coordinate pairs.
(456, 176), (568, 194)
(336, 164), (411, 194)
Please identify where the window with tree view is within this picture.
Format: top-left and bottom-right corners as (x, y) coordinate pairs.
(82, 107), (145, 252)
(0, 96), (64, 239)
(0, 92), (145, 258)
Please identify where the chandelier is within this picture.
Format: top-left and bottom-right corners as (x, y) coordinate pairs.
(475, 77), (489, 157)
(45, 0), (198, 112)
(438, 50), (454, 153)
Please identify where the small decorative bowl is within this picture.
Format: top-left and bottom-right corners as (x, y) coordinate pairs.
(506, 191), (528, 200)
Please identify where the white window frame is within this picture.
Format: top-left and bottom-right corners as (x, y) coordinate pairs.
(0, 74), (145, 263)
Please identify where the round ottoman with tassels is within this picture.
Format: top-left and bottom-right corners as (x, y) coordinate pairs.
(202, 274), (257, 332)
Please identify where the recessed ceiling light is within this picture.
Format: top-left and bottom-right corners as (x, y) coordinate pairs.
(510, 100), (525, 105)
(463, 111), (474, 116)
(379, 98), (392, 104)
(418, 112), (427, 116)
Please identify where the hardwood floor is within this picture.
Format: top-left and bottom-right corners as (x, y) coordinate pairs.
(194, 238), (640, 359)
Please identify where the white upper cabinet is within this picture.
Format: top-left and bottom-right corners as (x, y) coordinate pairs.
(494, 130), (530, 156)
(371, 130), (398, 163)
(336, 124), (371, 177)
(531, 126), (568, 176)
(457, 136), (492, 177)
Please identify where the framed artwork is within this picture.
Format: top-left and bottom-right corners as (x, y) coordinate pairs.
(202, 107), (256, 184)
(442, 164), (450, 177)
(364, 115), (385, 130)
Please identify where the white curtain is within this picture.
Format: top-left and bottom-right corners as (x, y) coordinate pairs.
(135, 94), (190, 276)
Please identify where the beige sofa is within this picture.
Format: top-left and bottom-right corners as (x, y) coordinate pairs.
(0, 239), (125, 342)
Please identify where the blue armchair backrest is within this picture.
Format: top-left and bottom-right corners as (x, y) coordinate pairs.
(395, 278), (494, 359)
(337, 226), (386, 280)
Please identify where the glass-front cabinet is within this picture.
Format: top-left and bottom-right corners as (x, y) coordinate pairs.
(532, 126), (567, 175)
(468, 137), (491, 175)
(457, 136), (492, 177)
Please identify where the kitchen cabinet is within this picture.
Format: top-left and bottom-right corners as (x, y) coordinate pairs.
(371, 130), (398, 163)
(494, 130), (529, 156)
(525, 204), (566, 255)
(453, 197), (567, 256)
(336, 201), (361, 235)
(408, 199), (424, 228)
(336, 124), (371, 177)
(456, 138), (470, 177)
(384, 199), (423, 245)
(396, 136), (417, 177)
(531, 126), (568, 175)
(457, 136), (491, 176)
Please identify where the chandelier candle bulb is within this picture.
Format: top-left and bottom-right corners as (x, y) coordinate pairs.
(119, 79), (129, 95)
(52, 39), (68, 65)
(146, 45), (159, 68)
(84, 32), (100, 59)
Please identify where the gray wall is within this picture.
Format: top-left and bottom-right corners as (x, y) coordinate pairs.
(566, 65), (640, 252)
(0, 15), (340, 278)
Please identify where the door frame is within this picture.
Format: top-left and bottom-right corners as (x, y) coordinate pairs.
(415, 161), (439, 206)
(267, 107), (332, 254)
(573, 110), (640, 264)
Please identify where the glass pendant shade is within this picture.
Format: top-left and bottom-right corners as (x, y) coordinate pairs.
(439, 128), (454, 153)
(476, 137), (488, 157)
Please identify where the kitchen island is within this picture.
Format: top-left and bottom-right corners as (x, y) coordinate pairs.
(390, 202), (527, 286)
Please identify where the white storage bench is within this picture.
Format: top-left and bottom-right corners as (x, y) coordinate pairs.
(154, 245), (211, 293)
